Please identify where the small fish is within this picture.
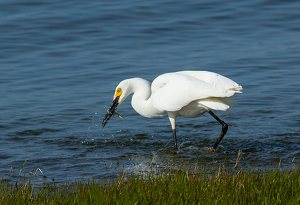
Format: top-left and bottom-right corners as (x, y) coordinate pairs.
(113, 111), (124, 119)
(107, 110), (123, 119)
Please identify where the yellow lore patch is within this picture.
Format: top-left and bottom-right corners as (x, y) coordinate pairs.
(114, 88), (122, 98)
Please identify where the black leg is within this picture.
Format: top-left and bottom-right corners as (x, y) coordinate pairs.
(208, 110), (228, 149)
(172, 129), (178, 150)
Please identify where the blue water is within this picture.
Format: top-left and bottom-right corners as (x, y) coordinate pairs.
(1, 1), (300, 184)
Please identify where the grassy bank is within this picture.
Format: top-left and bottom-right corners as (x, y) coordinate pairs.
(1, 164), (300, 204)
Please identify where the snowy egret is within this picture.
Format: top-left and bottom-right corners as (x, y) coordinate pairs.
(102, 71), (242, 150)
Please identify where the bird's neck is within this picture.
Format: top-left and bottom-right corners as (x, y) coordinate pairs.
(129, 78), (163, 118)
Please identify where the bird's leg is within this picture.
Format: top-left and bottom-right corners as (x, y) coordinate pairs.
(168, 112), (178, 150)
(208, 110), (228, 149)
(172, 129), (178, 150)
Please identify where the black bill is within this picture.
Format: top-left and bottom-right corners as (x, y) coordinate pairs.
(102, 96), (120, 128)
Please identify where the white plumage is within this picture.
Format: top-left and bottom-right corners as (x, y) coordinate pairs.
(102, 71), (242, 150)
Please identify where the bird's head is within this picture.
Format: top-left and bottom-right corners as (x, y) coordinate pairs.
(102, 80), (132, 128)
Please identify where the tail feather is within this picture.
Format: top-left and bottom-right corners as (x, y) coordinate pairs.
(229, 85), (243, 93)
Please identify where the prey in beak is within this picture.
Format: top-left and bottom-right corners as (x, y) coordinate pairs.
(102, 88), (123, 128)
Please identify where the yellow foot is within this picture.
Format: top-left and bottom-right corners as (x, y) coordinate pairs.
(202, 147), (217, 154)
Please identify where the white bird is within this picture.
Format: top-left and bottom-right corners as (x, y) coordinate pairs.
(102, 71), (242, 150)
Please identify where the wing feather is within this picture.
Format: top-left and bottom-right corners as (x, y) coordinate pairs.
(151, 72), (240, 112)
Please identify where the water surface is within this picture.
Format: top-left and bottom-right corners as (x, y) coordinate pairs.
(1, 0), (300, 184)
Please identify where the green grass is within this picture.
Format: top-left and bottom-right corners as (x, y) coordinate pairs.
(1, 164), (300, 205)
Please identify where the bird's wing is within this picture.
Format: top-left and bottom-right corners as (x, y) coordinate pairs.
(177, 71), (243, 93)
(151, 72), (242, 112)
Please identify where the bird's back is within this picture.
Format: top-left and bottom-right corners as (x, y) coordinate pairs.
(150, 71), (242, 112)
(176, 71), (242, 94)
